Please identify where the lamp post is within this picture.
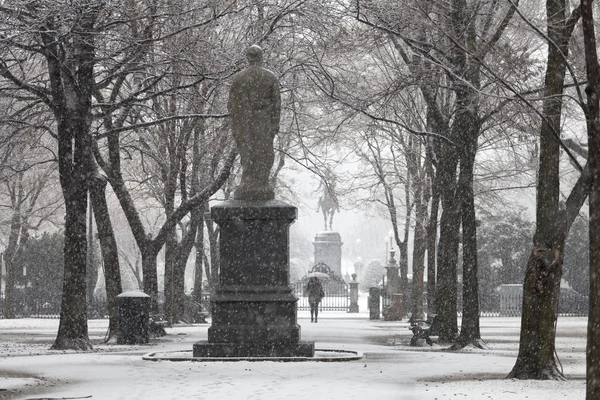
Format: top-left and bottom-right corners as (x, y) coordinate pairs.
(386, 230), (394, 264)
(385, 238), (388, 264)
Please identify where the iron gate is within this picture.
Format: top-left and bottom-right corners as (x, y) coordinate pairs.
(293, 262), (349, 311)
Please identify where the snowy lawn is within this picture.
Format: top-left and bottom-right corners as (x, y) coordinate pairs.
(0, 310), (587, 400)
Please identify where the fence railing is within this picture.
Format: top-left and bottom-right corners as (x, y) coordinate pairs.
(0, 295), (109, 319)
(1, 291), (588, 319)
(293, 279), (350, 311)
(0, 292), (212, 320)
(378, 288), (588, 318)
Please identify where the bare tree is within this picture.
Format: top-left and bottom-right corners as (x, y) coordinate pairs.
(572, 2), (597, 397)
(508, 0), (587, 379)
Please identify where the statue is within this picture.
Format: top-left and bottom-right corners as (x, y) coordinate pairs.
(316, 170), (340, 231)
(228, 45), (281, 200)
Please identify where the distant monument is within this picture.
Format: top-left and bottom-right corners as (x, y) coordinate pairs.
(313, 232), (343, 277)
(228, 45), (281, 201)
(316, 170), (340, 231)
(194, 46), (313, 358)
(314, 170), (342, 277)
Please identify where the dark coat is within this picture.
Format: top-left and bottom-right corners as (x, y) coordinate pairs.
(306, 278), (325, 306)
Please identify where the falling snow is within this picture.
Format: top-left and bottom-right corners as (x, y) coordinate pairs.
(0, 295), (587, 400)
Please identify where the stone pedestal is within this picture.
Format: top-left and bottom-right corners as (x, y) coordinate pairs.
(349, 274), (359, 313)
(385, 251), (401, 296)
(313, 232), (343, 276)
(383, 251), (402, 321)
(193, 200), (314, 358)
(368, 287), (380, 320)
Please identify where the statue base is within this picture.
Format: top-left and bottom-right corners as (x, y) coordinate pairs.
(194, 200), (314, 358)
(233, 185), (275, 201)
(313, 231), (343, 277)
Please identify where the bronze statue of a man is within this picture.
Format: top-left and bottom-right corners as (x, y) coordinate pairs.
(228, 45), (281, 200)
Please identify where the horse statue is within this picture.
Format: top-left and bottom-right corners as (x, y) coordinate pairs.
(316, 172), (340, 231)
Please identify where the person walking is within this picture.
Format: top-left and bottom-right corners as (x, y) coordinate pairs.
(305, 277), (325, 323)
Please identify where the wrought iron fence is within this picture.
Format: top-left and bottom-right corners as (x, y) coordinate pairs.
(0, 294), (110, 319)
(371, 287), (588, 318)
(0, 291), (213, 320)
(293, 279), (350, 311)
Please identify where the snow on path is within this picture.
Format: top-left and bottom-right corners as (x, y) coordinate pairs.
(0, 312), (588, 400)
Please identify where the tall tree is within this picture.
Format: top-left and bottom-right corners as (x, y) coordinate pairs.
(352, 0), (518, 346)
(0, 0), (110, 349)
(579, 0), (599, 396)
(89, 159), (122, 339)
(508, 0), (587, 379)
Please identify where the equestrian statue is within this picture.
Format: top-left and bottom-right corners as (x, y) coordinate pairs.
(316, 171), (340, 231)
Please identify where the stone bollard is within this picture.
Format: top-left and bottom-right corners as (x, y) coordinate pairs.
(368, 287), (380, 320)
(117, 291), (150, 345)
(348, 273), (359, 313)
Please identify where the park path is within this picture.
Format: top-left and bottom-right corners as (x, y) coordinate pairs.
(0, 309), (588, 400)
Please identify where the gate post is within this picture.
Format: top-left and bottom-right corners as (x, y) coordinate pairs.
(349, 273), (359, 313)
(368, 287), (380, 320)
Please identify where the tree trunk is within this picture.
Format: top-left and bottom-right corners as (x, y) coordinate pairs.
(205, 213), (220, 288)
(398, 238), (409, 299)
(53, 155), (92, 350)
(587, 141), (600, 396)
(579, 1), (600, 396)
(508, 0), (581, 379)
(192, 212), (205, 305)
(89, 171), (122, 340)
(452, 140), (484, 349)
(426, 182), (440, 315)
(164, 229), (177, 324)
(141, 244), (160, 313)
(3, 209), (21, 319)
(86, 200), (98, 304)
(47, 1), (104, 350)
(411, 197), (427, 320)
(507, 246), (565, 379)
(410, 140), (429, 321)
(173, 211), (201, 322)
(434, 140), (460, 342)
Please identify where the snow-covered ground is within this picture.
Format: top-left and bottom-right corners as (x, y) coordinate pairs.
(0, 299), (587, 399)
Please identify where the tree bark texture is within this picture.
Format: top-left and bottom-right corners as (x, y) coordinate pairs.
(3, 210), (22, 319)
(455, 141), (483, 348)
(89, 172), (122, 339)
(411, 199), (427, 320)
(507, 246), (564, 379)
(141, 245), (161, 313)
(86, 202), (98, 304)
(587, 154), (600, 397)
(205, 215), (220, 288)
(435, 143), (460, 342)
(581, 0), (600, 396)
(509, 0), (581, 379)
(426, 179), (440, 315)
(587, 155), (600, 396)
(408, 138), (429, 320)
(174, 212), (201, 321)
(47, 3), (103, 350)
(192, 218), (205, 305)
(164, 229), (178, 323)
